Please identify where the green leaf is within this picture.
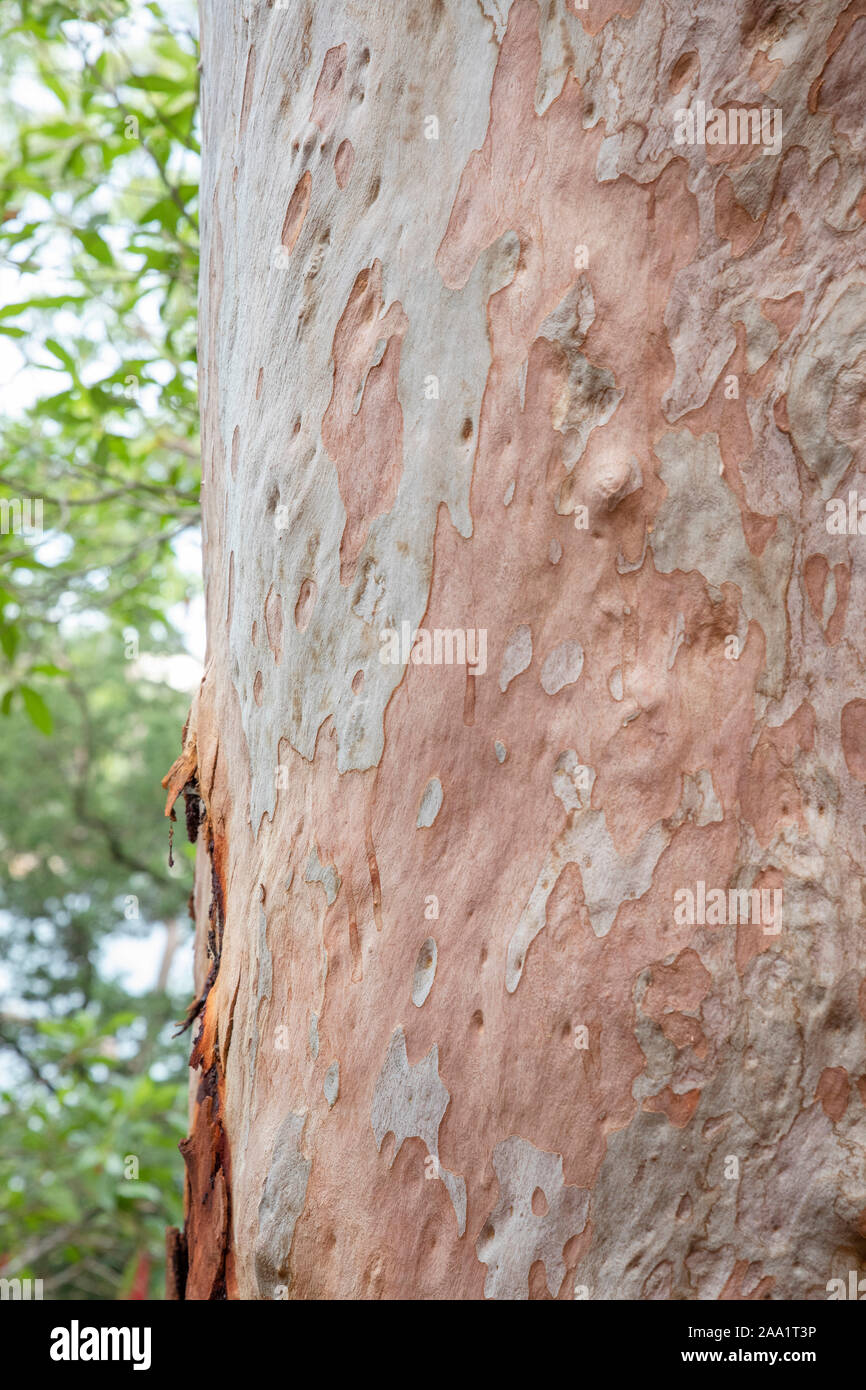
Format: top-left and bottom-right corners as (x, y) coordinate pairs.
(0, 624), (20, 662)
(0, 295), (87, 319)
(33, 121), (84, 140)
(73, 227), (113, 266)
(19, 685), (53, 735)
(44, 338), (76, 371)
(137, 198), (180, 231)
(124, 75), (184, 94)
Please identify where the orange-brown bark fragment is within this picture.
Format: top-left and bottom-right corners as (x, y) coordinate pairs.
(281, 171), (312, 255)
(816, 1066), (850, 1123)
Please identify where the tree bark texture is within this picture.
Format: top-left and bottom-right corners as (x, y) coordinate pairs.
(167, 0), (866, 1299)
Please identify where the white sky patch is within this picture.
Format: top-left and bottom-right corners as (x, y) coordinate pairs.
(98, 922), (192, 997)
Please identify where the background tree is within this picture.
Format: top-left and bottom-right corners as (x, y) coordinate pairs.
(0, 0), (200, 1300)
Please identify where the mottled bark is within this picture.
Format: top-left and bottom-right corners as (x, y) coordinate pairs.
(170, 0), (866, 1299)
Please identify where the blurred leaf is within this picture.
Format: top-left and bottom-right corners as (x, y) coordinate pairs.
(73, 227), (113, 265)
(19, 684), (52, 734)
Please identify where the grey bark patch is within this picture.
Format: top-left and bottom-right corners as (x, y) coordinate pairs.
(787, 284), (866, 500)
(499, 623), (532, 692)
(324, 1060), (339, 1109)
(416, 777), (443, 828)
(650, 431), (793, 698)
(506, 764), (667, 990)
(476, 1136), (589, 1300)
(540, 639), (584, 695)
(479, 0), (515, 44)
(305, 846), (341, 904)
(371, 1027), (466, 1235)
(411, 937), (437, 1006)
(217, 1), (521, 828)
(243, 903), (274, 1151)
(537, 278), (622, 471)
(254, 1112), (312, 1299)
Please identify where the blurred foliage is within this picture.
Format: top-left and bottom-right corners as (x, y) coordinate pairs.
(0, 627), (195, 1012)
(0, 0), (200, 1299)
(0, 1011), (188, 1300)
(0, 0), (200, 690)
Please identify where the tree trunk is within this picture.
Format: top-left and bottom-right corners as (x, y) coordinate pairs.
(168, 0), (866, 1300)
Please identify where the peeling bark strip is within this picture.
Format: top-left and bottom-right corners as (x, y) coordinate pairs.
(162, 692), (235, 1299)
(181, 0), (866, 1298)
(177, 1059), (233, 1300)
(165, 1227), (188, 1302)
